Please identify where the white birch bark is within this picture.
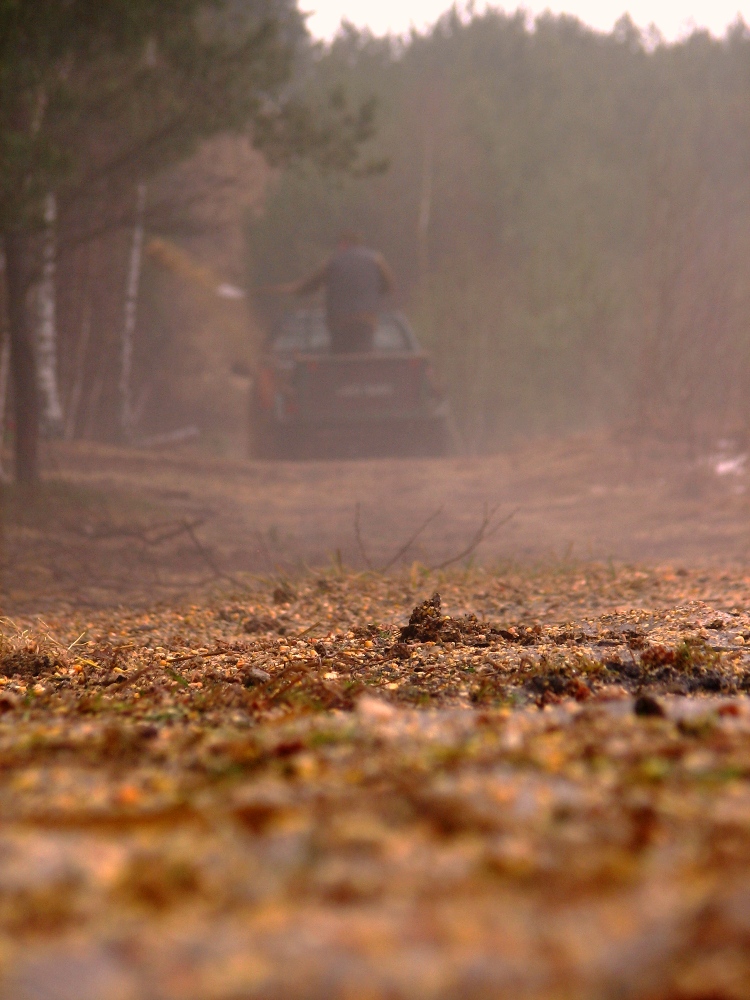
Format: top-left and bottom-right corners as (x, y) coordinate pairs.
(64, 294), (91, 441)
(34, 193), (64, 433)
(120, 183), (147, 441)
(417, 128), (434, 289)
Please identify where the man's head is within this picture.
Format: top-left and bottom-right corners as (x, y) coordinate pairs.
(337, 229), (364, 249)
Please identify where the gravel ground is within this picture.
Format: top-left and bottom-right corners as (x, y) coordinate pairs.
(0, 565), (749, 998)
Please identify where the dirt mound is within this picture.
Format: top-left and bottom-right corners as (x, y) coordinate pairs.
(398, 592), (498, 645)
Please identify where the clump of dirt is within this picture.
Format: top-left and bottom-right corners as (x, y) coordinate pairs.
(525, 672), (592, 703)
(0, 630), (66, 680)
(625, 637), (740, 694)
(634, 694), (665, 717)
(272, 582), (296, 605)
(640, 645), (677, 668)
(399, 593), (445, 640)
(242, 614), (287, 635)
(0, 650), (58, 679)
(216, 606), (290, 635)
(398, 592), (497, 646)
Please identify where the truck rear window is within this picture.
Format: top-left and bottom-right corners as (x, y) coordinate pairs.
(273, 311), (412, 353)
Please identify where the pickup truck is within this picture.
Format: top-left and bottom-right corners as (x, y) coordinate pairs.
(250, 309), (451, 459)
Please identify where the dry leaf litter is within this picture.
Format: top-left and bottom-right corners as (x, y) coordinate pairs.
(1, 564), (750, 998)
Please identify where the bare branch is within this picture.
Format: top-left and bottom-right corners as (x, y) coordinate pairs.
(57, 177), (243, 257)
(354, 501), (373, 570)
(379, 507), (443, 573)
(430, 505), (517, 571)
(83, 514), (243, 586)
(182, 519), (242, 587)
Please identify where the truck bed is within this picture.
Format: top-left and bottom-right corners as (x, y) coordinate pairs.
(251, 310), (451, 458)
(291, 352), (431, 424)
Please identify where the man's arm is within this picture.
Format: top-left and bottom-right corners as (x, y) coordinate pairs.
(256, 260), (329, 297)
(293, 260), (329, 296)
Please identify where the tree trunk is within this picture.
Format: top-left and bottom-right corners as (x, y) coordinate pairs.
(120, 183), (147, 443)
(417, 126), (433, 290)
(2, 233), (39, 484)
(34, 194), (64, 435)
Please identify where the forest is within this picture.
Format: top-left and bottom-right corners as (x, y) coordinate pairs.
(0, 0), (371, 477)
(4, 5), (750, 467)
(250, 11), (750, 451)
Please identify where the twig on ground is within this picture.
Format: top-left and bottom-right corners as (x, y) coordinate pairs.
(84, 514), (241, 587)
(164, 666), (190, 688)
(354, 502), (373, 570)
(295, 621), (324, 639)
(352, 503), (509, 574)
(103, 647), (231, 692)
(379, 508), (443, 573)
(66, 631), (89, 651)
(165, 648), (231, 665)
(81, 518), (206, 546)
(182, 520), (242, 587)
(145, 519), (207, 546)
(429, 505), (517, 571)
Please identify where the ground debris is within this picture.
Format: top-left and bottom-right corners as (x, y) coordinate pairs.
(398, 591), (498, 646)
(0, 564), (750, 997)
(634, 693), (666, 717)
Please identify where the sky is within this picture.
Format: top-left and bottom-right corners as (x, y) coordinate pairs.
(305, 0), (748, 42)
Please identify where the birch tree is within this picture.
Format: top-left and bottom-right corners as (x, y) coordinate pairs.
(33, 194), (64, 435)
(0, 0), (375, 481)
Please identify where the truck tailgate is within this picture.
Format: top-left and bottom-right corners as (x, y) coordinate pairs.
(293, 353), (427, 422)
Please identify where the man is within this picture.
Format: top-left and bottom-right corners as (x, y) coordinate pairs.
(265, 231), (394, 353)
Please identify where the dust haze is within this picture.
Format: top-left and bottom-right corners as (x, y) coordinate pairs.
(2, 9), (750, 604)
(6, 9), (750, 999)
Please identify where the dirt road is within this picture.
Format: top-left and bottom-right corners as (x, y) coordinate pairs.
(1, 437), (750, 998)
(50, 431), (750, 569)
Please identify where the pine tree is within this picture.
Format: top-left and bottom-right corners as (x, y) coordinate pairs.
(0, 0), (373, 481)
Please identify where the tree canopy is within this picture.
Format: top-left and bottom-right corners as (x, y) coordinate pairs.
(0, 0), (376, 479)
(248, 12), (750, 450)
(1, 0), (307, 236)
